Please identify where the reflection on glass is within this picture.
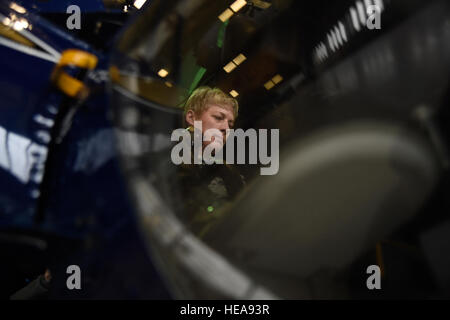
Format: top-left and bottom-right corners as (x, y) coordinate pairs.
(110, 0), (450, 299)
(0, 126), (48, 185)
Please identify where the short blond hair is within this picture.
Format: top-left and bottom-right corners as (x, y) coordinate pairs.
(183, 86), (238, 126)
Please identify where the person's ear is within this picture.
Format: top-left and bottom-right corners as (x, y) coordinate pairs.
(185, 110), (196, 127)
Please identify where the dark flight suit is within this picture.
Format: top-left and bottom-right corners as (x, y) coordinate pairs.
(176, 159), (245, 237)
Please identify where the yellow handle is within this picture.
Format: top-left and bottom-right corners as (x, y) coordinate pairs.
(57, 49), (98, 69)
(52, 49), (98, 98)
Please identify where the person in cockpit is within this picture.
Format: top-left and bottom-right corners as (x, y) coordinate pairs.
(177, 86), (245, 236)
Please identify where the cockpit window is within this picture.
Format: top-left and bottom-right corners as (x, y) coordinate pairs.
(110, 0), (450, 299)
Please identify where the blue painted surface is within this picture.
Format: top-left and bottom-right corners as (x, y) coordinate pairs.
(14, 0), (106, 13)
(0, 0), (100, 232)
(0, 0), (170, 298)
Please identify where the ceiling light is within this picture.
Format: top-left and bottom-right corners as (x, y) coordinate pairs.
(133, 0), (147, 10)
(13, 18), (28, 31)
(272, 74), (283, 84)
(230, 90), (239, 97)
(230, 0), (247, 13)
(2, 17), (11, 26)
(158, 69), (169, 78)
(10, 3), (26, 14)
(233, 53), (246, 65)
(264, 80), (275, 90)
(252, 0), (271, 10)
(223, 62), (237, 73)
(218, 8), (234, 22)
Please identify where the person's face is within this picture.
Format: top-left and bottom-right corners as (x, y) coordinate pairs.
(186, 104), (235, 149)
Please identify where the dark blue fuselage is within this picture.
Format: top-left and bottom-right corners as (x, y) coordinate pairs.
(0, 0), (170, 299)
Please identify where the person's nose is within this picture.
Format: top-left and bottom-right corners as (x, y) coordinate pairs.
(220, 122), (229, 136)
